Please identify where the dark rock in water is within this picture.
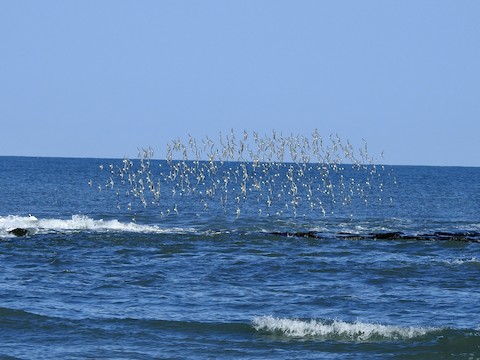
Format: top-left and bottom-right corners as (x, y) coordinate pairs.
(9, 228), (29, 237)
(271, 230), (480, 243)
(371, 232), (404, 240)
(270, 231), (323, 239)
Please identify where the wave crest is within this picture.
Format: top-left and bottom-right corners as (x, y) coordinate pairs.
(252, 316), (437, 341)
(0, 214), (194, 236)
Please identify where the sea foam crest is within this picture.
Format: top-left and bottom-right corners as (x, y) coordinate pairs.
(0, 214), (193, 236)
(252, 315), (436, 341)
(444, 257), (480, 265)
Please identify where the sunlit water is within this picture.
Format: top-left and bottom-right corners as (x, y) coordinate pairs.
(1, 156), (480, 359)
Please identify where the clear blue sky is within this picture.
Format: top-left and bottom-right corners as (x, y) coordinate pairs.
(1, 1), (479, 166)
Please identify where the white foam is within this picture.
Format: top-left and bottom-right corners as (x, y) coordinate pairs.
(252, 315), (437, 341)
(0, 214), (194, 236)
(444, 257), (480, 265)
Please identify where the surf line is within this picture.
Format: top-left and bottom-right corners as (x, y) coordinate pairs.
(6, 225), (480, 243)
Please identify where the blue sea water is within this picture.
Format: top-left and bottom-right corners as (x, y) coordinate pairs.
(1, 156), (480, 359)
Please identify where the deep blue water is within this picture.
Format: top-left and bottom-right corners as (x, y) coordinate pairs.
(1, 156), (480, 359)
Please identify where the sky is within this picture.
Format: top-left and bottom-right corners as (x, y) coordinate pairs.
(1, 1), (479, 166)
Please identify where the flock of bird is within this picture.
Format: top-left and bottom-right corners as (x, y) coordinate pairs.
(95, 130), (395, 218)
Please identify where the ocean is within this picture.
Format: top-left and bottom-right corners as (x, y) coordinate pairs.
(1, 155), (480, 359)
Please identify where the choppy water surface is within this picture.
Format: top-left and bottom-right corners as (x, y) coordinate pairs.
(1, 156), (480, 359)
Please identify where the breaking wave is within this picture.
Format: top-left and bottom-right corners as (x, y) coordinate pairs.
(0, 214), (194, 237)
(252, 316), (439, 341)
(443, 257), (480, 266)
